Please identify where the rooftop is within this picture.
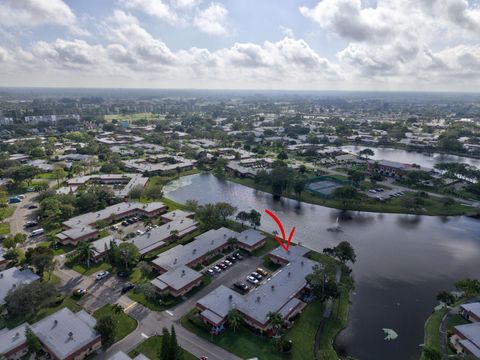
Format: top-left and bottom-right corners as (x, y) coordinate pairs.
(0, 323), (27, 355)
(0, 267), (40, 305)
(31, 308), (99, 360)
(151, 265), (202, 292)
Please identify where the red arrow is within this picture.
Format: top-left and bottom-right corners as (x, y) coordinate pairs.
(265, 209), (296, 253)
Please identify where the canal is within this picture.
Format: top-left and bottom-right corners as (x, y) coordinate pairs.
(164, 173), (480, 360)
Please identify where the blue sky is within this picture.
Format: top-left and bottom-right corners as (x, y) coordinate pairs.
(0, 0), (480, 90)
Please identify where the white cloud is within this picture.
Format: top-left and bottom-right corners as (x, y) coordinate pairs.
(194, 3), (229, 36)
(0, 0), (76, 28)
(119, 0), (183, 25)
(172, 0), (203, 9)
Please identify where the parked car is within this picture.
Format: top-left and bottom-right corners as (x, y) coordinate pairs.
(256, 268), (268, 277)
(117, 270), (128, 278)
(251, 272), (263, 280)
(212, 266), (221, 273)
(233, 253), (243, 260)
(234, 282), (250, 292)
(122, 221), (129, 226)
(226, 255), (236, 262)
(73, 288), (88, 297)
(135, 230), (144, 235)
(8, 197), (21, 204)
(27, 204), (38, 209)
(121, 283), (135, 294)
(17, 195), (25, 200)
(95, 271), (110, 281)
(218, 262), (227, 270)
(24, 221), (38, 228)
(30, 228), (44, 237)
(368, 189), (377, 194)
(207, 268), (215, 276)
(111, 225), (119, 230)
(223, 260), (233, 267)
(246, 276), (259, 285)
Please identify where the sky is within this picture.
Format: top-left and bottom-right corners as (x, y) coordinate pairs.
(0, 0), (480, 91)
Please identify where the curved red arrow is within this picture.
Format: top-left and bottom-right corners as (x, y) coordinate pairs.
(265, 209), (295, 252)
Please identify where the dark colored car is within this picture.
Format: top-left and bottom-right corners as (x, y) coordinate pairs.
(122, 221), (129, 226)
(233, 253), (243, 260)
(121, 283), (135, 294)
(28, 205), (38, 209)
(117, 270), (128, 278)
(226, 255), (236, 262)
(234, 282), (250, 292)
(24, 221), (38, 228)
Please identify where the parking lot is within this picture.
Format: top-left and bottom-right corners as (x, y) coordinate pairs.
(365, 187), (408, 200)
(202, 251), (271, 295)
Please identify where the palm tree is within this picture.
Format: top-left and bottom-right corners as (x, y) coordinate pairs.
(267, 311), (284, 336)
(227, 309), (242, 333)
(112, 304), (124, 314)
(169, 229), (180, 243)
(77, 241), (95, 268)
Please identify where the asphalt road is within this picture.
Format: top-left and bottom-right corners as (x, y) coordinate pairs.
(6, 192), (39, 235)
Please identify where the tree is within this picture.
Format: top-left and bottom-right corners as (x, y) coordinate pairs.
(138, 261), (152, 278)
(332, 186), (359, 209)
(52, 166), (68, 186)
(169, 229), (180, 243)
(227, 309), (242, 333)
(25, 326), (41, 356)
(95, 315), (117, 348)
(159, 327), (171, 360)
(236, 211), (249, 226)
(266, 312), (284, 336)
(4, 165), (40, 185)
(305, 265), (340, 302)
(359, 148), (374, 160)
(347, 170), (365, 185)
(293, 178), (305, 198)
(5, 281), (57, 318)
(75, 241), (95, 268)
(216, 202), (237, 221)
(277, 151), (288, 160)
(117, 242), (139, 270)
(248, 209), (261, 228)
(323, 241), (356, 264)
(3, 233), (26, 249)
(112, 304), (124, 314)
(25, 246), (55, 277)
(436, 291), (455, 305)
(169, 325), (181, 360)
(454, 278), (480, 297)
(128, 185), (144, 199)
(421, 346), (441, 360)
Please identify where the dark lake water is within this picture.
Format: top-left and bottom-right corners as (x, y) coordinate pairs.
(164, 173), (480, 360)
(341, 145), (480, 169)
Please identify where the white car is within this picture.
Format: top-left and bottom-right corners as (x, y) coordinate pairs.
(246, 275), (259, 285)
(95, 271), (110, 281)
(136, 230), (144, 235)
(212, 266), (221, 273)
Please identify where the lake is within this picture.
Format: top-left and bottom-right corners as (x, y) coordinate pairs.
(341, 145), (480, 169)
(164, 173), (480, 360)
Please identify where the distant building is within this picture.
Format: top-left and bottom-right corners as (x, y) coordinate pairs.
(367, 160), (425, 178)
(24, 114), (80, 125)
(123, 155), (196, 175)
(56, 202), (166, 245)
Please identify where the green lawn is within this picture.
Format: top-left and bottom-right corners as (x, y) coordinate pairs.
(0, 205), (15, 222)
(36, 172), (55, 179)
(225, 175), (474, 216)
(0, 222), (10, 235)
(128, 335), (197, 360)
(93, 304), (137, 343)
(318, 272), (352, 360)
(421, 308), (448, 359)
(181, 311), (289, 360)
(127, 291), (182, 312)
(67, 260), (113, 276)
(446, 314), (469, 333)
(181, 300), (328, 360)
